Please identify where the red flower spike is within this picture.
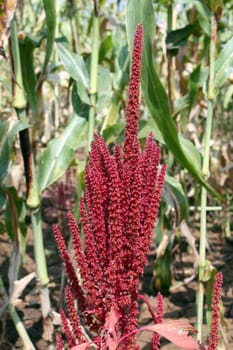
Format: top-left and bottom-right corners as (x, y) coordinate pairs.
(79, 198), (103, 284)
(208, 272), (223, 350)
(65, 287), (86, 344)
(88, 165), (108, 269)
(60, 308), (76, 348)
(124, 24), (143, 166)
(151, 292), (164, 350)
(56, 334), (63, 350)
(53, 224), (86, 312)
(67, 211), (90, 281)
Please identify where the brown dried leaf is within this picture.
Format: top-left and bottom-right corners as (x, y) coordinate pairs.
(10, 272), (36, 306)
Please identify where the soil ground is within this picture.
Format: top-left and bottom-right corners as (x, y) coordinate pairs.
(0, 198), (233, 350)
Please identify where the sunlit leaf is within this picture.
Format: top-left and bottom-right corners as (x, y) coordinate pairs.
(57, 41), (90, 104)
(118, 320), (199, 350)
(214, 35), (233, 92)
(39, 0), (56, 79)
(38, 115), (87, 192)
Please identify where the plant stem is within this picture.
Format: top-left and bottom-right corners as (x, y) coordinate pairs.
(10, 19), (26, 109)
(88, 1), (99, 150)
(197, 14), (217, 342)
(167, 3), (175, 112)
(31, 209), (49, 286)
(9, 304), (36, 350)
(10, 15), (52, 339)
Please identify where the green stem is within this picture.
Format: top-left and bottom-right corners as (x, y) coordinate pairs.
(0, 276), (35, 349)
(31, 209), (49, 286)
(31, 208), (51, 322)
(197, 14), (217, 342)
(88, 5), (99, 150)
(10, 15), (51, 331)
(225, 194), (231, 239)
(10, 19), (26, 109)
(9, 304), (36, 350)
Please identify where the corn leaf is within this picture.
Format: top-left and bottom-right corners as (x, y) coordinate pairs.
(214, 35), (233, 92)
(38, 115), (87, 193)
(57, 41), (90, 104)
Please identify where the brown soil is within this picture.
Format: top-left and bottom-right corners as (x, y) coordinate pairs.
(0, 200), (233, 350)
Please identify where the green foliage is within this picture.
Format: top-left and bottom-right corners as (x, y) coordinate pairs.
(40, 0), (56, 80)
(214, 35), (233, 92)
(38, 116), (87, 193)
(0, 120), (28, 182)
(56, 41), (90, 104)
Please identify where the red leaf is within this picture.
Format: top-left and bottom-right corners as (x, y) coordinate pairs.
(100, 306), (119, 350)
(140, 320), (200, 349)
(71, 342), (95, 350)
(118, 320), (200, 350)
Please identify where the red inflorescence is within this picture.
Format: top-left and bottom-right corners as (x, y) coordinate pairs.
(208, 272), (223, 350)
(150, 292), (164, 350)
(54, 24), (166, 349)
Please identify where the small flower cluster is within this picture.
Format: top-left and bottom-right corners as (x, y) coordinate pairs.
(54, 24), (165, 349)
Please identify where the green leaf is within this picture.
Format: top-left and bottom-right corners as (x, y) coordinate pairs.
(188, 65), (202, 110)
(38, 116), (87, 192)
(214, 35), (233, 92)
(97, 66), (112, 113)
(0, 187), (6, 209)
(126, 0), (220, 199)
(0, 120), (28, 182)
(72, 83), (90, 119)
(166, 24), (200, 56)
(181, 0), (211, 36)
(138, 119), (165, 144)
(0, 221), (5, 235)
(19, 35), (44, 116)
(56, 41), (90, 104)
(164, 174), (188, 223)
(40, 0), (56, 79)
(99, 35), (113, 63)
(179, 135), (202, 172)
(103, 122), (125, 144)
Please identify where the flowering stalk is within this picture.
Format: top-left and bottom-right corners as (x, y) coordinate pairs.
(54, 24), (166, 349)
(207, 272), (223, 350)
(150, 292), (163, 350)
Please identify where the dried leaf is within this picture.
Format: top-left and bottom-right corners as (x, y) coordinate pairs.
(10, 272), (36, 306)
(180, 220), (199, 268)
(0, 0), (17, 50)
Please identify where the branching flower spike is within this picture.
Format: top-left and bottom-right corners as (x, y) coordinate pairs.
(54, 24), (166, 350)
